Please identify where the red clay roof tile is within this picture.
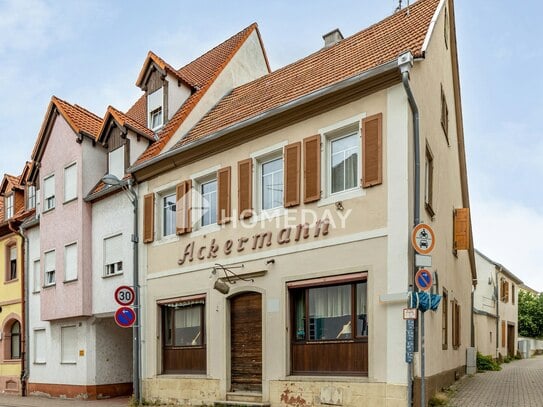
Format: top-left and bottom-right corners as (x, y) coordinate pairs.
(125, 95), (147, 127)
(172, 0), (438, 149)
(133, 23), (259, 166)
(52, 96), (103, 139)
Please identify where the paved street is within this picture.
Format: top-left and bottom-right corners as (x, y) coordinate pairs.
(0, 395), (129, 407)
(450, 355), (543, 407)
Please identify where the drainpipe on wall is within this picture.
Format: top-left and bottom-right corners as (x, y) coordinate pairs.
(398, 51), (421, 407)
(8, 221), (27, 397)
(495, 267), (500, 358)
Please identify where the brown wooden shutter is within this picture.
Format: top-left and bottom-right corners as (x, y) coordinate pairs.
(303, 135), (321, 203)
(457, 304), (461, 347)
(284, 142), (301, 207)
(217, 166), (231, 224)
(454, 208), (470, 250)
(238, 158), (253, 219)
(176, 180), (192, 235)
(362, 113), (383, 188)
(143, 193), (155, 243)
(501, 320), (506, 348)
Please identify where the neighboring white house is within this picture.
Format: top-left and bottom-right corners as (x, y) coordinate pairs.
(474, 250), (523, 358)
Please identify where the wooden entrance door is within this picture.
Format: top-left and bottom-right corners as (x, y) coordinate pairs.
(230, 292), (262, 392)
(507, 323), (515, 357)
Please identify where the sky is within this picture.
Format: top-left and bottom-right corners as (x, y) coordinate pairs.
(0, 0), (542, 290)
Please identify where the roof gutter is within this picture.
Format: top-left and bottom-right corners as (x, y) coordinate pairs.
(129, 59), (399, 174)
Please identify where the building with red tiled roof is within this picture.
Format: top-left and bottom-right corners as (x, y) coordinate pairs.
(131, 1), (476, 406)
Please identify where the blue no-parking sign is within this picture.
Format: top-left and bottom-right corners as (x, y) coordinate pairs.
(415, 269), (433, 291)
(115, 306), (136, 328)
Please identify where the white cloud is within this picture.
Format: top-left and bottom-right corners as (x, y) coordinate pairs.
(472, 197), (543, 292)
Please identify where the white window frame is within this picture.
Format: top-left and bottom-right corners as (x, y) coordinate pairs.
(150, 107), (163, 131)
(63, 162), (78, 203)
(318, 114), (366, 207)
(250, 142), (287, 217)
(152, 180), (182, 245)
(43, 250), (56, 287)
(33, 328), (46, 364)
(189, 166), (220, 236)
(5, 194), (14, 219)
(43, 174), (55, 212)
(162, 191), (177, 238)
(33, 259), (41, 293)
(63, 242), (78, 282)
(27, 185), (36, 210)
(103, 233), (123, 277)
(60, 325), (77, 364)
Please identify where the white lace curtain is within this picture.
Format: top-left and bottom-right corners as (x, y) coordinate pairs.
(309, 285), (351, 318)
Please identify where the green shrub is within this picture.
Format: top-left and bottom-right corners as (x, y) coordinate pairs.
(476, 352), (501, 371)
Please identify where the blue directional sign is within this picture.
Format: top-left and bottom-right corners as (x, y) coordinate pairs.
(115, 306), (136, 328)
(415, 269), (433, 292)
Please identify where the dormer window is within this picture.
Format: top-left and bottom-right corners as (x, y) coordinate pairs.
(150, 107), (163, 130)
(148, 88), (164, 131)
(5, 194), (14, 219)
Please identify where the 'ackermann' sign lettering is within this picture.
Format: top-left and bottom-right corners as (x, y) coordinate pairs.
(178, 219), (330, 265)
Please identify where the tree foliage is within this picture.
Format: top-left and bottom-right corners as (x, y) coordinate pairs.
(518, 291), (543, 338)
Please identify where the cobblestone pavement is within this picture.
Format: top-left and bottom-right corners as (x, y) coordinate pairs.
(0, 394), (129, 407)
(450, 355), (543, 407)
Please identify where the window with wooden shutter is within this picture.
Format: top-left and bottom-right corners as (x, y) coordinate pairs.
(441, 86), (449, 145)
(442, 288), (448, 350)
(452, 300), (461, 349)
(303, 135), (321, 203)
(362, 113), (382, 188)
(217, 167), (231, 224)
(454, 208), (470, 250)
(176, 180), (192, 235)
(501, 320), (506, 348)
(284, 142), (301, 207)
(143, 193), (155, 243)
(238, 159), (253, 219)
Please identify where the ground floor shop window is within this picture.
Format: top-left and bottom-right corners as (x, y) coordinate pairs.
(289, 273), (368, 375)
(161, 295), (206, 374)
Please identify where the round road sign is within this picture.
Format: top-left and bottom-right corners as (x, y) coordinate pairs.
(415, 269), (433, 291)
(411, 223), (435, 255)
(115, 306), (136, 328)
(115, 285), (135, 306)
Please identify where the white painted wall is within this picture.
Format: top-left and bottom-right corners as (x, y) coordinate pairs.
(474, 253), (497, 314)
(91, 192), (134, 316)
(163, 30), (270, 151)
(166, 74), (191, 121)
(81, 140), (107, 198)
(128, 131), (149, 167)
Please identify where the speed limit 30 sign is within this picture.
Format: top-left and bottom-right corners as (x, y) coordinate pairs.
(115, 285), (135, 306)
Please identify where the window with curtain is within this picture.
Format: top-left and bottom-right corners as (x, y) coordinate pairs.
(162, 193), (176, 237)
(162, 297), (206, 374)
(290, 277), (368, 375)
(200, 179), (217, 227)
(261, 156), (283, 210)
(330, 133), (358, 194)
(10, 321), (21, 359)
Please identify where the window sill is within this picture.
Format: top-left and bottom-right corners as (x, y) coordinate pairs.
(318, 188), (364, 207)
(63, 197), (78, 205)
(157, 373), (209, 379)
(42, 207), (55, 214)
(4, 278), (19, 285)
(33, 362), (46, 365)
(63, 279), (78, 284)
(252, 207), (287, 223)
(153, 234), (180, 247)
(3, 359), (22, 364)
(102, 272), (124, 279)
(43, 284), (56, 289)
(190, 224), (221, 238)
(32, 290), (41, 295)
(60, 361), (77, 365)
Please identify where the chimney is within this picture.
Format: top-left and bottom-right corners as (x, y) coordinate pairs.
(322, 28), (344, 48)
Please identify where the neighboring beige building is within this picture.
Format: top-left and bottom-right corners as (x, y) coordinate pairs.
(474, 250), (522, 358)
(129, 0), (476, 406)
